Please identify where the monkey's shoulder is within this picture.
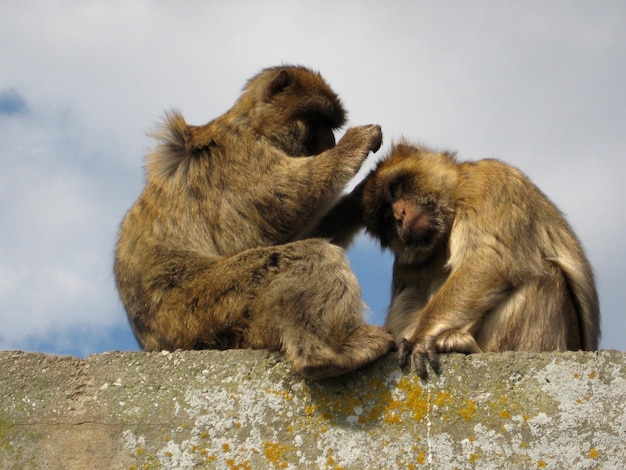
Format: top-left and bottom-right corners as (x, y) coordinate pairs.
(456, 158), (540, 204)
(458, 158), (527, 181)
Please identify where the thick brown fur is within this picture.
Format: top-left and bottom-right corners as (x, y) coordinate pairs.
(115, 65), (394, 380)
(362, 142), (600, 379)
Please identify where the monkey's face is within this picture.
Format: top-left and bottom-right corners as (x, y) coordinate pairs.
(279, 116), (338, 156)
(363, 144), (457, 264)
(243, 66), (346, 157)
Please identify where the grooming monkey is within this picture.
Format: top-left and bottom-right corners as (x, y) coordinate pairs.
(115, 65), (394, 380)
(362, 143), (600, 379)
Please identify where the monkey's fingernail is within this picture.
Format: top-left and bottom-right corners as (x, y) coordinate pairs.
(397, 351), (407, 367)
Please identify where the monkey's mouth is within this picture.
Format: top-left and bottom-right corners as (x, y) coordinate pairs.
(398, 227), (440, 253)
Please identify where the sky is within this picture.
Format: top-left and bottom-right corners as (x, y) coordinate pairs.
(0, 1), (624, 357)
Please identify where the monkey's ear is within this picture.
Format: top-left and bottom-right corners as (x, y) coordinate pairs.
(267, 69), (293, 97)
(394, 143), (416, 157)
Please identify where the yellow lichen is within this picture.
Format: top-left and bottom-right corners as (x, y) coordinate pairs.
(588, 447), (599, 459)
(588, 372), (596, 380)
(392, 377), (428, 422)
(433, 391), (453, 407)
(383, 413), (401, 425)
(459, 400), (476, 420)
(263, 441), (295, 468)
(265, 389), (294, 401)
(416, 450), (426, 465)
(537, 460), (547, 467)
(499, 410), (512, 419)
(469, 453), (480, 463)
(227, 458), (252, 470)
(362, 387), (393, 423)
(302, 376), (393, 427)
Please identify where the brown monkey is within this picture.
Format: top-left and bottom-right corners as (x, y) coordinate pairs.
(362, 142), (600, 379)
(114, 65), (394, 380)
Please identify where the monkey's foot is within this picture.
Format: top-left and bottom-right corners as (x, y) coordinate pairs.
(297, 325), (394, 380)
(436, 330), (483, 354)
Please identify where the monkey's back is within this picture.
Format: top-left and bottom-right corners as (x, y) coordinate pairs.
(452, 159), (600, 350)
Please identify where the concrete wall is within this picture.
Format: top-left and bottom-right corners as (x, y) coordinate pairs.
(1, 349), (624, 469)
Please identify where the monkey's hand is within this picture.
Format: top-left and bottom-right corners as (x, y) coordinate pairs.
(397, 336), (441, 380)
(335, 124), (383, 167)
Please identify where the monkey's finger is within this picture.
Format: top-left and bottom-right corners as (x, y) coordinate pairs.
(397, 339), (412, 367)
(369, 125), (383, 153)
(414, 353), (429, 381)
(428, 350), (442, 376)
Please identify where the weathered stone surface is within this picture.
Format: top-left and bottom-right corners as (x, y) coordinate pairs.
(0, 349), (624, 469)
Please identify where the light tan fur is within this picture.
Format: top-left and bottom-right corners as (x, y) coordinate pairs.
(115, 65), (394, 380)
(362, 142), (600, 379)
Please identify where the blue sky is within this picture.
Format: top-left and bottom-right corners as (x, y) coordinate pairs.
(1, 1), (624, 357)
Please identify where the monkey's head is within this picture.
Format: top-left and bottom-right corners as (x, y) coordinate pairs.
(236, 65), (347, 156)
(363, 143), (458, 264)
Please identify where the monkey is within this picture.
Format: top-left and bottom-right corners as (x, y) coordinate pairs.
(114, 65), (395, 380)
(362, 142), (600, 379)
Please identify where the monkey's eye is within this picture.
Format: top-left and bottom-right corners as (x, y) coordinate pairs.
(295, 120), (308, 137)
(385, 178), (404, 202)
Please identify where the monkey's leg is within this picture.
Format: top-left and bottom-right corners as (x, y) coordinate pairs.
(246, 239), (394, 380)
(477, 271), (579, 352)
(138, 239), (392, 377)
(403, 265), (510, 379)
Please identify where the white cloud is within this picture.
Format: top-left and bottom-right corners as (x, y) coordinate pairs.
(0, 1), (624, 354)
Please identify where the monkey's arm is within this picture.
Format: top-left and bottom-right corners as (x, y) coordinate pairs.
(290, 126), (381, 241)
(299, 125), (381, 198)
(401, 261), (511, 379)
(309, 181), (365, 248)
